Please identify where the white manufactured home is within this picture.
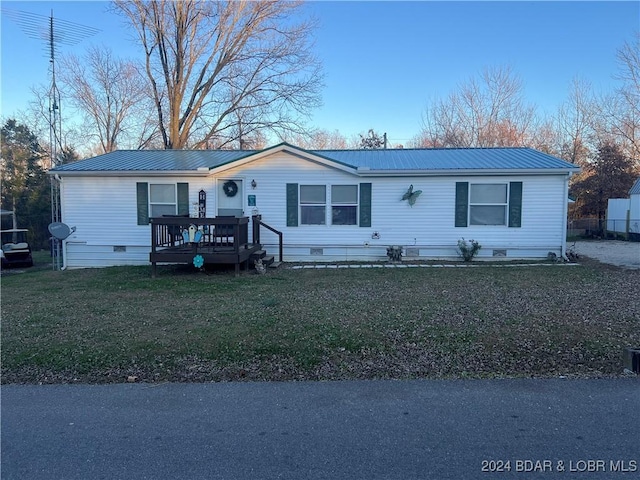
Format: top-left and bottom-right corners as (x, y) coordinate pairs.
(50, 143), (579, 268)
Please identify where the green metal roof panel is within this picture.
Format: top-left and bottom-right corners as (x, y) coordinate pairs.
(51, 146), (578, 173)
(52, 149), (257, 172)
(309, 147), (578, 170)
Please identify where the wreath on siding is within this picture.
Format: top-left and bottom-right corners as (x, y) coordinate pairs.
(222, 180), (238, 197)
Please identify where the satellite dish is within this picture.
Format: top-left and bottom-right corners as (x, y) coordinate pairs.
(48, 222), (76, 240)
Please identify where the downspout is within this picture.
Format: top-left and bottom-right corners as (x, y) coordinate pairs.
(561, 173), (572, 260)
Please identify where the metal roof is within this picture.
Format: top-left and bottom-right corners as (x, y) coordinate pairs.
(52, 149), (257, 172)
(51, 144), (579, 174)
(309, 147), (577, 171)
(630, 178), (640, 195)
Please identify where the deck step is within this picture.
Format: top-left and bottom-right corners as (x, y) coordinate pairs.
(251, 249), (267, 260)
(262, 255), (275, 267)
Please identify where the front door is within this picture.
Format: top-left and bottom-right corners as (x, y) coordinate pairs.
(218, 179), (243, 217)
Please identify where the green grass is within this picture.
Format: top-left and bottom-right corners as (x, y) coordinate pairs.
(1, 259), (638, 383)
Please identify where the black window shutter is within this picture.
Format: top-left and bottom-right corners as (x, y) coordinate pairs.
(136, 182), (149, 225)
(177, 183), (189, 215)
(455, 182), (468, 227)
(286, 183), (298, 227)
(508, 182), (523, 228)
(359, 183), (372, 227)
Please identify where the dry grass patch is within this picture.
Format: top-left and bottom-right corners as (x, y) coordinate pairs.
(1, 258), (638, 383)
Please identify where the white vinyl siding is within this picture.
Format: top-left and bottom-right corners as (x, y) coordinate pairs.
(59, 176), (212, 267)
(215, 153), (566, 261)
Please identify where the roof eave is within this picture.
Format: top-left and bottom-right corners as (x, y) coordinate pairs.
(48, 170), (212, 177)
(358, 168), (581, 176)
(210, 142), (359, 175)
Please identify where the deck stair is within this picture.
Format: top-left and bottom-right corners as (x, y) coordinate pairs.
(251, 249), (275, 268)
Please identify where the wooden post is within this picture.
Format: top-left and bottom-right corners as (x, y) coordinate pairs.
(150, 218), (157, 277)
(252, 214), (261, 245)
(626, 210), (630, 240)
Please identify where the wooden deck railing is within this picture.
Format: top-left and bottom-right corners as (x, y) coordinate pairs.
(150, 216), (250, 254)
(251, 215), (283, 262)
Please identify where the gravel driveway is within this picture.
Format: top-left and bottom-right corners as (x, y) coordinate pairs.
(573, 240), (640, 269)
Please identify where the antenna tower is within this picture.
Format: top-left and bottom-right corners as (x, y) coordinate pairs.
(2, 8), (99, 269)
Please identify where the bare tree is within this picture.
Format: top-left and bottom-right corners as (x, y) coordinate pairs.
(58, 46), (156, 153)
(528, 119), (561, 156)
(280, 129), (348, 149)
(24, 85), (86, 164)
(555, 77), (598, 166)
(113, 0), (322, 150)
(358, 129), (387, 149)
(600, 33), (640, 165)
(417, 66), (537, 148)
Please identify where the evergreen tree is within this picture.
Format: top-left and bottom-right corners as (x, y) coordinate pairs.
(1, 119), (51, 249)
(569, 141), (637, 223)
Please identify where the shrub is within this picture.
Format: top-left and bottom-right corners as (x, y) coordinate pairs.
(386, 245), (403, 262)
(457, 238), (481, 262)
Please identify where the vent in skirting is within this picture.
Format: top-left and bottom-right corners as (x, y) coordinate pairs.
(310, 248), (323, 255)
(406, 248), (420, 257)
(492, 249), (507, 257)
(113, 246), (127, 252)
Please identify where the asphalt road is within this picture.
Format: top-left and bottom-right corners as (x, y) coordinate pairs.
(2, 379), (639, 480)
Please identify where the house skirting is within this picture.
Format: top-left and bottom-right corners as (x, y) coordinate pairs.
(263, 244), (562, 262)
(62, 242), (562, 268)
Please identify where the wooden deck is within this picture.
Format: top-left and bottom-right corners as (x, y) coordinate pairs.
(149, 216), (263, 276)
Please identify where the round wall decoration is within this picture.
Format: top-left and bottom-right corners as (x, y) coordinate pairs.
(222, 180), (238, 197)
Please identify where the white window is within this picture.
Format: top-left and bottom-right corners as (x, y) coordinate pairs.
(331, 185), (358, 225)
(298, 184), (360, 225)
(149, 184), (177, 217)
(300, 185), (326, 225)
(469, 184), (507, 225)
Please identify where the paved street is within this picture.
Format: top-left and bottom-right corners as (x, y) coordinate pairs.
(2, 379), (639, 479)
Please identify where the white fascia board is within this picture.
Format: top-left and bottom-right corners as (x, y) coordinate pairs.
(210, 144), (359, 175)
(288, 152), (358, 174)
(357, 168), (580, 177)
(48, 170), (211, 177)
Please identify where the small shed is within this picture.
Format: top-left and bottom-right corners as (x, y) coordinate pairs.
(606, 177), (640, 238)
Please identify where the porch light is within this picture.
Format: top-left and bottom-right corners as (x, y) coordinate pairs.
(251, 179), (257, 189)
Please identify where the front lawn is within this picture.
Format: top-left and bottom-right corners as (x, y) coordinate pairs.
(2, 260), (638, 383)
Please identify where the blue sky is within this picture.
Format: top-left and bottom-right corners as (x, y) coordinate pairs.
(1, 1), (638, 147)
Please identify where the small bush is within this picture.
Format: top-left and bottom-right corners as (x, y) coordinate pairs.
(386, 245), (403, 262)
(457, 238), (481, 262)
